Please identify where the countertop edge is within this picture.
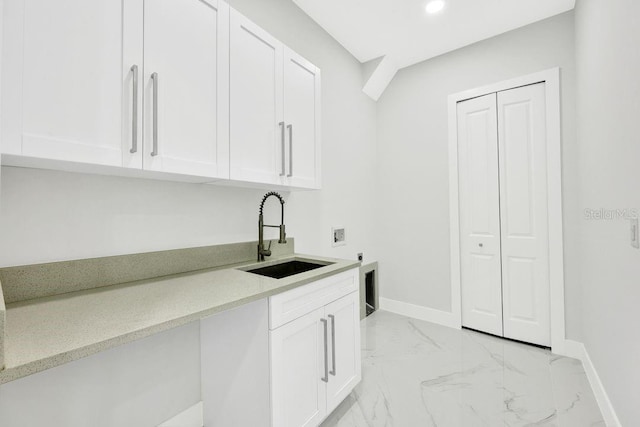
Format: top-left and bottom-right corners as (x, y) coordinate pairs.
(0, 255), (360, 384)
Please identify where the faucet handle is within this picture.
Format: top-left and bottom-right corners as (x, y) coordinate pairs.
(262, 240), (272, 257)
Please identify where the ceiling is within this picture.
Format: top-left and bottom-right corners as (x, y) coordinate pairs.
(292, 0), (575, 70)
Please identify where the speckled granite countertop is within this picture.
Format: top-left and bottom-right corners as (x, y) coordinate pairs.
(0, 254), (359, 384)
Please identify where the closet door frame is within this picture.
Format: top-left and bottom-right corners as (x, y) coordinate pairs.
(447, 68), (566, 354)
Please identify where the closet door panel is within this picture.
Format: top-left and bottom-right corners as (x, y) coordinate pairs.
(457, 93), (503, 336)
(497, 83), (550, 347)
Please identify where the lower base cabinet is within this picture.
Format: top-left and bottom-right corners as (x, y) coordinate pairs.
(200, 268), (361, 427)
(201, 299), (271, 427)
(270, 269), (361, 427)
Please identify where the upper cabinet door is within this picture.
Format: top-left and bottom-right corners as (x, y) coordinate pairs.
(229, 9), (284, 185)
(2, 0), (142, 167)
(143, 0), (229, 178)
(283, 48), (321, 189)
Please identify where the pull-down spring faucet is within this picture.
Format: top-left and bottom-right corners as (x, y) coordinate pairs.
(258, 191), (287, 261)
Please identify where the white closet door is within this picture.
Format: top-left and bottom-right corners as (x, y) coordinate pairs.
(229, 9), (283, 185)
(497, 83), (550, 347)
(143, 0), (229, 178)
(457, 93), (504, 336)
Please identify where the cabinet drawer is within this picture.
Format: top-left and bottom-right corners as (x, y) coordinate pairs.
(269, 268), (358, 329)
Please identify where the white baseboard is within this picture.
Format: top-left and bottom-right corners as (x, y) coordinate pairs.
(158, 401), (203, 427)
(561, 340), (621, 427)
(379, 297), (460, 329)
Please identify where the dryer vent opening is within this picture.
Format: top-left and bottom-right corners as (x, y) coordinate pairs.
(365, 270), (376, 316)
(360, 263), (378, 319)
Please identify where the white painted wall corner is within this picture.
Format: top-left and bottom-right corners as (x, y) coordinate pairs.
(378, 298), (461, 329)
(158, 401), (203, 427)
(561, 340), (621, 427)
(361, 56), (398, 101)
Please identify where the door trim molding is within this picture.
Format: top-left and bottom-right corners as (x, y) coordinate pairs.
(447, 68), (566, 352)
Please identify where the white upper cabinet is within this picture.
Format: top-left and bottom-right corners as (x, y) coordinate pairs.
(2, 0), (229, 179)
(1, 0), (320, 188)
(2, 0), (138, 166)
(229, 9), (284, 185)
(283, 47), (321, 189)
(229, 9), (321, 189)
(143, 0), (229, 178)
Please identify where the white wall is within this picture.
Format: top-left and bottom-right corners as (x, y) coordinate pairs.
(0, 0), (377, 422)
(375, 12), (581, 337)
(574, 0), (640, 423)
(0, 323), (201, 427)
(0, 168), (267, 266)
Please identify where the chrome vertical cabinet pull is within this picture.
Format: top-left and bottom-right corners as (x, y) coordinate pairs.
(287, 124), (293, 177)
(130, 65), (139, 154)
(279, 122), (286, 176)
(328, 314), (336, 376)
(321, 318), (329, 383)
(151, 72), (159, 157)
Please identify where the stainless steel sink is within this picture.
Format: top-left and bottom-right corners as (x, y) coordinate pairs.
(244, 260), (333, 279)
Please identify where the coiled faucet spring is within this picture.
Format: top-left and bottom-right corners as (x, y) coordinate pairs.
(257, 192), (286, 261)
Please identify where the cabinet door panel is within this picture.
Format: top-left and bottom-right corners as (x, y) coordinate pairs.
(283, 48), (321, 189)
(271, 307), (326, 427)
(143, 0), (228, 178)
(13, 0), (137, 166)
(325, 292), (361, 413)
(229, 10), (283, 184)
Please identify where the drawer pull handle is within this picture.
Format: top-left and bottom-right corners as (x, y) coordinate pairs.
(279, 122), (286, 176)
(130, 65), (139, 154)
(328, 314), (336, 376)
(321, 318), (328, 383)
(287, 124), (293, 177)
(151, 72), (159, 157)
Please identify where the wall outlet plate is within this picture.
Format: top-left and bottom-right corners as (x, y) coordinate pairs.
(357, 252), (363, 262)
(332, 227), (346, 247)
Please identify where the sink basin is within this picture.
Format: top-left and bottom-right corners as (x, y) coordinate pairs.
(245, 260), (332, 279)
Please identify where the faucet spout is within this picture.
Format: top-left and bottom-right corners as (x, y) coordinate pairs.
(258, 192), (287, 261)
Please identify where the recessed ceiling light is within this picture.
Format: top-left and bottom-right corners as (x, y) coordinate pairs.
(425, 0), (445, 14)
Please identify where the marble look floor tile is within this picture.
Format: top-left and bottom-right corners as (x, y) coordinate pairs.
(321, 310), (604, 427)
